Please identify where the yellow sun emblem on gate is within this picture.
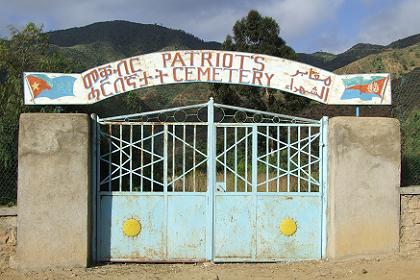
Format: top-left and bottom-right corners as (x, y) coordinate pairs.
(279, 217), (297, 237)
(123, 218), (142, 237)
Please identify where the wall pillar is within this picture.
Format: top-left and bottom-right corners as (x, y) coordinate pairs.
(16, 113), (91, 270)
(327, 117), (400, 259)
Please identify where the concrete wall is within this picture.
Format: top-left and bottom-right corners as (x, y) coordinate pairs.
(16, 113), (91, 270)
(327, 117), (400, 259)
(400, 186), (420, 252)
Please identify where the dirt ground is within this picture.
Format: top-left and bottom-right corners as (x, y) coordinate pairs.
(1, 252), (420, 280)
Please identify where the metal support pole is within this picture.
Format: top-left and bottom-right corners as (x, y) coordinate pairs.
(206, 98), (215, 260)
(355, 106), (360, 117)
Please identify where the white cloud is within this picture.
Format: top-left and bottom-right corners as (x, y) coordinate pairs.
(357, 0), (420, 45)
(258, 0), (344, 39)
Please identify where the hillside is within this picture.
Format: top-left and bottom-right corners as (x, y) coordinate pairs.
(48, 20), (221, 68)
(387, 33), (420, 49)
(297, 52), (336, 68)
(334, 43), (420, 77)
(298, 34), (420, 71)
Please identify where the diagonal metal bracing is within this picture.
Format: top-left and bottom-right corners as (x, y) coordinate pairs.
(100, 132), (164, 160)
(256, 132), (320, 159)
(256, 157), (320, 187)
(100, 156), (164, 187)
(216, 158), (252, 186)
(216, 131), (252, 159)
(168, 131), (207, 158)
(168, 158), (207, 186)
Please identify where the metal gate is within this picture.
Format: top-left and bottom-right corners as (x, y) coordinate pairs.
(92, 98), (328, 262)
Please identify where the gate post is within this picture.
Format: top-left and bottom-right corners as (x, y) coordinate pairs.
(326, 117), (400, 259)
(16, 113), (91, 270)
(206, 98), (215, 260)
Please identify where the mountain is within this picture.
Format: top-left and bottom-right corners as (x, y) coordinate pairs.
(387, 34), (420, 49)
(334, 43), (420, 77)
(297, 52), (336, 69)
(298, 34), (420, 71)
(48, 20), (221, 68)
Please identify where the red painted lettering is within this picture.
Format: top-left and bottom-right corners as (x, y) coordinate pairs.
(225, 68), (237, 82)
(83, 69), (99, 89)
(171, 52), (186, 67)
(212, 67), (222, 82)
(201, 52), (213, 67)
(129, 58), (141, 73)
(236, 54), (251, 69)
(223, 53), (233, 68)
(154, 69), (168, 83)
(265, 73), (275, 86)
(197, 67), (210, 81)
(162, 53), (171, 68)
(252, 71), (263, 85)
(239, 69), (250, 83)
(185, 66), (195, 81)
(173, 67), (183, 82)
(253, 56), (265, 72)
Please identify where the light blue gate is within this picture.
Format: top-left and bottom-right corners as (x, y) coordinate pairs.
(92, 98), (328, 262)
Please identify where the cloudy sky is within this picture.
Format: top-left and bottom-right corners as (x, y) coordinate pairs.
(0, 0), (419, 54)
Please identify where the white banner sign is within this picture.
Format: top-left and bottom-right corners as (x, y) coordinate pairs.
(23, 50), (391, 105)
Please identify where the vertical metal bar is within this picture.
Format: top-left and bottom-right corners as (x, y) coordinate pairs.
(129, 125), (133, 192)
(320, 117), (329, 259)
(355, 106), (360, 117)
(140, 125), (144, 192)
(266, 126), (269, 192)
(172, 124), (175, 192)
(193, 125), (196, 192)
(163, 125), (168, 259)
(251, 125), (258, 261)
(119, 125), (122, 192)
(252, 126), (258, 189)
(108, 125), (112, 192)
(206, 98), (215, 260)
(308, 127), (312, 192)
(163, 125), (168, 192)
(287, 126), (291, 192)
(234, 127), (238, 192)
(276, 126), (280, 192)
(182, 125), (186, 192)
(297, 126), (301, 192)
(151, 125), (154, 192)
(224, 127), (227, 190)
(245, 127), (248, 192)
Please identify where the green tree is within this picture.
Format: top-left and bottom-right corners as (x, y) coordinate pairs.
(0, 23), (75, 166)
(214, 10), (309, 113)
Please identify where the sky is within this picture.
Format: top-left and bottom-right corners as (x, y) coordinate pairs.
(0, 0), (419, 54)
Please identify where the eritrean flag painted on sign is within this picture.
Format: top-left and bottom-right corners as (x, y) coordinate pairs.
(26, 74), (76, 100)
(341, 76), (388, 101)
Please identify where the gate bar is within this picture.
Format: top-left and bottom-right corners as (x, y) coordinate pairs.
(206, 98), (215, 260)
(99, 103), (209, 121)
(251, 125), (258, 260)
(215, 103), (319, 124)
